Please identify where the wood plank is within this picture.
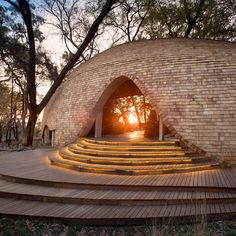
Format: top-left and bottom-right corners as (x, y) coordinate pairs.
(0, 146), (235, 225)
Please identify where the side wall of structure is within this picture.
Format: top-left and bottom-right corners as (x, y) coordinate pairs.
(42, 39), (236, 162)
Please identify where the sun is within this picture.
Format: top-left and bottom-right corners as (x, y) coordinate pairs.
(128, 113), (138, 125)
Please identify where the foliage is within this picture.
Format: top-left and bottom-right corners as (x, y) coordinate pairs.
(0, 83), (22, 142)
(0, 2), (58, 143)
(105, 0), (152, 43)
(0, 4), (58, 85)
(44, 0), (153, 63)
(44, 0), (107, 65)
(44, 0), (236, 64)
(142, 0), (236, 40)
(0, 216), (236, 235)
(102, 94), (153, 135)
(0, 0), (117, 146)
(96, 0), (236, 45)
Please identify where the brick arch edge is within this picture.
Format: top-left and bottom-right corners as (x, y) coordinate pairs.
(79, 75), (206, 156)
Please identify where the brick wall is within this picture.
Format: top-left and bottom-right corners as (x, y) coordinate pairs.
(42, 38), (236, 162)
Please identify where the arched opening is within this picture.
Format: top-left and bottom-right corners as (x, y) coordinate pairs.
(87, 78), (170, 140)
(42, 126), (55, 146)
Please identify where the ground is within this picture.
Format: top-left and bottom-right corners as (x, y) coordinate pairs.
(0, 216), (236, 236)
(0, 138), (49, 152)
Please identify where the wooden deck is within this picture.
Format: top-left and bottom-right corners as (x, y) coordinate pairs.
(0, 149), (235, 225)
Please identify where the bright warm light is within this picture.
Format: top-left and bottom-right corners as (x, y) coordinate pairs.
(128, 113), (138, 124)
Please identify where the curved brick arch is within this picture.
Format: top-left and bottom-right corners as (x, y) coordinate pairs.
(42, 38), (236, 161)
(80, 75), (163, 136)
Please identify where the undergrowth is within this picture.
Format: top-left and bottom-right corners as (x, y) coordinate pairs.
(0, 217), (235, 236)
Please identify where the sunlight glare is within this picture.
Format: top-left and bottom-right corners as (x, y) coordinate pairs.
(128, 113), (138, 124)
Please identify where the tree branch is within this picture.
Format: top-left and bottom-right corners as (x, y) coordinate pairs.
(3, 0), (21, 12)
(38, 0), (117, 112)
(184, 0), (206, 37)
(132, 0), (151, 41)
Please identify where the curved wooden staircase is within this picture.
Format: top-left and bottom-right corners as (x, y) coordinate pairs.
(0, 139), (234, 225)
(48, 138), (219, 175)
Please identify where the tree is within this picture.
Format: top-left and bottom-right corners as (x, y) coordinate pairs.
(1, 0), (117, 146)
(0, 3), (58, 141)
(142, 0), (236, 40)
(0, 83), (22, 144)
(102, 0), (152, 45)
(95, 0), (235, 47)
(44, 0), (107, 65)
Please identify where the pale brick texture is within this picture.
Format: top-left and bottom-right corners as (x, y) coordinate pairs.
(42, 38), (236, 162)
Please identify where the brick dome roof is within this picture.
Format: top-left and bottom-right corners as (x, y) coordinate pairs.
(42, 38), (236, 162)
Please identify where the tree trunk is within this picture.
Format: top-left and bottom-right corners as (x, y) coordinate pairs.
(0, 122), (2, 143)
(184, 0), (206, 37)
(131, 96), (141, 127)
(22, 111), (38, 146)
(116, 99), (131, 129)
(143, 96), (147, 124)
(21, 89), (28, 140)
(6, 121), (11, 146)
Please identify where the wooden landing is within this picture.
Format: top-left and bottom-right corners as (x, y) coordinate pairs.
(0, 149), (235, 225)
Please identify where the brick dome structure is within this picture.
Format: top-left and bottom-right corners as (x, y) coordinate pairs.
(42, 38), (236, 162)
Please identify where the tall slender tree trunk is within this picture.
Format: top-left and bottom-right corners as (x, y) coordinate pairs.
(7, 76), (14, 146)
(143, 96), (147, 124)
(21, 89), (28, 139)
(116, 99), (131, 129)
(131, 96), (141, 127)
(0, 122), (2, 142)
(22, 110), (38, 146)
(6, 121), (11, 146)
(184, 0), (206, 37)
(12, 106), (19, 142)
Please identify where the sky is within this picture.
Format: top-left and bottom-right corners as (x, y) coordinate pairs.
(1, 0), (115, 121)
(40, 16), (65, 64)
(38, 22), (66, 120)
(1, 0), (67, 121)
(38, 14), (65, 95)
(37, 10), (67, 121)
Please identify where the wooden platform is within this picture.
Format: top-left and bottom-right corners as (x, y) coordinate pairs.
(0, 147), (235, 225)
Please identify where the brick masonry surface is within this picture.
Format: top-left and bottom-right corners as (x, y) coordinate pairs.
(42, 38), (236, 162)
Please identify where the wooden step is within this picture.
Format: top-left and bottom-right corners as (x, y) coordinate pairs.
(49, 152), (219, 175)
(0, 148), (234, 225)
(60, 148), (192, 166)
(191, 156), (212, 163)
(0, 197), (235, 225)
(82, 137), (178, 146)
(0, 179), (235, 206)
(68, 144), (186, 158)
(79, 139), (182, 151)
(0, 147), (228, 192)
(1, 170), (235, 193)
